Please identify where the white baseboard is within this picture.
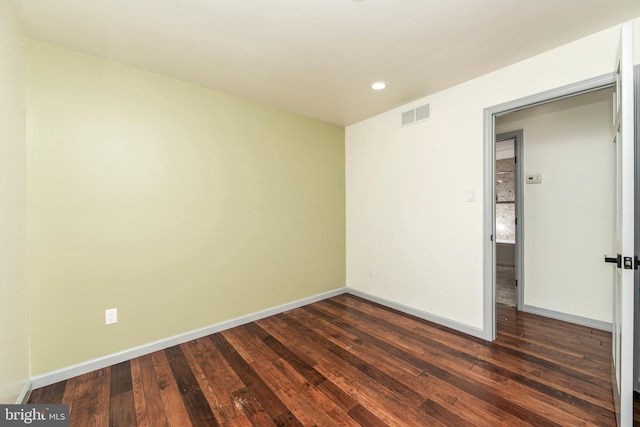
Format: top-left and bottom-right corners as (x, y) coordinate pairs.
(1, 379), (32, 404)
(347, 288), (486, 340)
(17, 380), (32, 404)
(26, 287), (615, 392)
(31, 287), (347, 389)
(522, 304), (612, 332)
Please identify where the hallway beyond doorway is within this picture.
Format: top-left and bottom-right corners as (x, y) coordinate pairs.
(497, 265), (516, 307)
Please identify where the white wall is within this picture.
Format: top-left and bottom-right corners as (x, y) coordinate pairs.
(346, 18), (639, 335)
(497, 89), (614, 323)
(0, 2), (29, 403)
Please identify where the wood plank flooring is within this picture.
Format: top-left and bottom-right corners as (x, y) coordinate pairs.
(28, 294), (622, 426)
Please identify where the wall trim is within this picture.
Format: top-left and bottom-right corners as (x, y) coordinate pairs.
(27, 287), (612, 391)
(31, 287), (347, 389)
(522, 304), (612, 332)
(17, 380), (32, 404)
(347, 288), (485, 340)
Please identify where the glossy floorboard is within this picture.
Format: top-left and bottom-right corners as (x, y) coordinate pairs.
(29, 294), (622, 426)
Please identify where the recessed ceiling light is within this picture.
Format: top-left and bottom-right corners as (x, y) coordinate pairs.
(371, 81), (387, 90)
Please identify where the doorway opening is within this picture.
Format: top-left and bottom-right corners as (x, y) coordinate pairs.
(482, 73), (616, 341)
(494, 132), (522, 311)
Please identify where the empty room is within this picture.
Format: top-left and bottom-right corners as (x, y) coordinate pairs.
(2, 1), (640, 426)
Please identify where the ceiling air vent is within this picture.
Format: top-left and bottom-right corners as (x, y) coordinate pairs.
(401, 103), (431, 127)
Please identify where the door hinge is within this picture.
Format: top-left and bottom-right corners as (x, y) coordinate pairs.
(491, 234), (493, 242)
(624, 256), (633, 270)
(635, 256), (639, 270)
(515, 280), (518, 287)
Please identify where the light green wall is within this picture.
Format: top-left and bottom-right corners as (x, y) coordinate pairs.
(0, 3), (29, 403)
(26, 40), (345, 375)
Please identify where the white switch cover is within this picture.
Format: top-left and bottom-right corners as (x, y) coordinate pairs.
(105, 308), (117, 325)
(466, 190), (475, 202)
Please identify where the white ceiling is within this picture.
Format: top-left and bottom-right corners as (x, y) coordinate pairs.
(10, 0), (640, 126)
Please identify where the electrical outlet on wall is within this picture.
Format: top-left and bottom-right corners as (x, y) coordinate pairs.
(105, 308), (118, 325)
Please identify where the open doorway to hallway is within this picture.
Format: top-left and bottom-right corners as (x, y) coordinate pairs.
(494, 87), (614, 331)
(495, 136), (517, 308)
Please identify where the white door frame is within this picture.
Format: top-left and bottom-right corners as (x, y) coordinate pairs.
(482, 73), (616, 341)
(610, 22), (635, 427)
(634, 64), (640, 393)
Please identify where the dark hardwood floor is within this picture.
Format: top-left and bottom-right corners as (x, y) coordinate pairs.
(29, 294), (624, 426)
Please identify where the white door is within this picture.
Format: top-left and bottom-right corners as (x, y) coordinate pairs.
(610, 21), (635, 427)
